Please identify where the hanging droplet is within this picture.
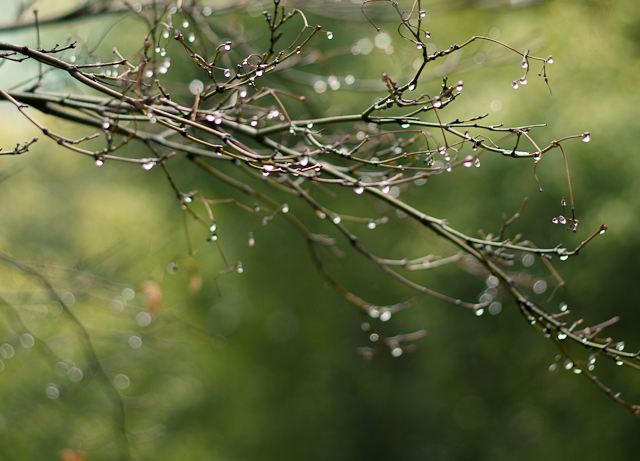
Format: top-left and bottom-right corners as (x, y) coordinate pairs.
(224, 68), (231, 78)
(332, 215), (341, 224)
(141, 159), (156, 171)
(546, 56), (554, 64)
(581, 131), (591, 143)
(558, 215), (567, 225)
(463, 155), (474, 168)
(354, 184), (365, 195)
(615, 341), (625, 351)
(455, 80), (464, 92)
(380, 310), (392, 322)
(391, 347), (403, 358)
(519, 76), (528, 85)
(182, 20), (190, 28)
(557, 331), (567, 340)
(250, 118), (259, 127)
(599, 226), (607, 235)
(236, 262), (244, 274)
(559, 302), (568, 312)
(326, 31), (333, 40)
(223, 41), (232, 51)
(369, 333), (379, 342)
(475, 308), (484, 317)
(474, 157), (481, 168)
(559, 254), (569, 261)
(419, 10), (427, 18)
(433, 96), (442, 108)
(424, 31), (431, 39)
(551, 217), (559, 224)
(521, 58), (528, 69)
(367, 220), (376, 230)
(281, 203), (289, 214)
(95, 157), (105, 167)
(416, 42), (424, 50)
(45, 383), (60, 399)
(187, 33), (196, 43)
(512, 80), (519, 90)
(381, 182), (390, 194)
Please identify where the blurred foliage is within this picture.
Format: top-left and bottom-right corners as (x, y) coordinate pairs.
(0, 0), (639, 460)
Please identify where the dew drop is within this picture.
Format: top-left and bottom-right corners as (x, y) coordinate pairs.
(354, 184), (365, 195)
(419, 10), (427, 18)
(281, 203), (289, 214)
(380, 310), (392, 322)
(45, 383), (60, 399)
(475, 308), (484, 317)
(557, 331), (567, 340)
(391, 347), (403, 358)
(369, 333), (379, 342)
(433, 96), (442, 108)
(95, 158), (105, 167)
(141, 159), (156, 171)
(224, 68), (231, 78)
(326, 31), (333, 40)
(558, 215), (567, 225)
(546, 56), (554, 64)
(455, 80), (464, 92)
(332, 215), (341, 224)
(519, 76), (528, 85)
(581, 131), (591, 143)
(512, 80), (519, 90)
(463, 155), (473, 168)
(367, 221), (377, 230)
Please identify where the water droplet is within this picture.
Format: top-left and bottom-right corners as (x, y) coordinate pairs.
(128, 335), (143, 349)
(433, 96), (442, 108)
(512, 80), (519, 90)
(408, 83), (416, 91)
(332, 215), (341, 224)
(236, 262), (244, 274)
(45, 383), (60, 399)
(380, 310), (392, 322)
(558, 215), (567, 225)
(533, 279), (547, 294)
(326, 31), (333, 40)
(141, 159), (156, 171)
(455, 80), (464, 92)
(559, 254), (569, 261)
(281, 203), (289, 214)
(557, 331), (567, 340)
(616, 358), (624, 366)
(223, 42), (232, 51)
(615, 341), (625, 351)
(224, 68), (231, 78)
(102, 120), (111, 130)
(474, 157), (481, 168)
(551, 217), (559, 224)
(416, 42), (424, 50)
(463, 155), (474, 168)
(419, 10), (427, 18)
(136, 311), (152, 327)
(367, 220), (377, 230)
(521, 58), (528, 69)
(354, 184), (365, 195)
(113, 373), (130, 389)
(368, 308), (380, 319)
(188, 33), (196, 43)
(564, 360), (574, 370)
(391, 347), (403, 357)
(546, 56), (554, 64)
(95, 158), (105, 167)
(189, 79), (204, 95)
(369, 333), (379, 342)
(475, 308), (484, 317)
(519, 76), (528, 85)
(182, 20), (190, 28)
(581, 131), (591, 143)
(68, 366), (84, 382)
(559, 302), (568, 312)
(19, 333), (35, 348)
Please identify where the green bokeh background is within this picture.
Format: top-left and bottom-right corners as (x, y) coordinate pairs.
(0, 1), (639, 460)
